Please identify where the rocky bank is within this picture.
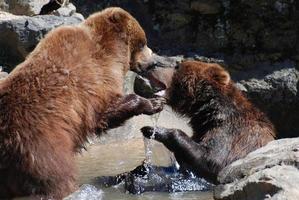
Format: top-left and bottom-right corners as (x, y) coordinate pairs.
(214, 138), (299, 200)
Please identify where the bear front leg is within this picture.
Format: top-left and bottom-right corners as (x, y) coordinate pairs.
(141, 126), (202, 156)
(141, 126), (219, 182)
(104, 94), (165, 130)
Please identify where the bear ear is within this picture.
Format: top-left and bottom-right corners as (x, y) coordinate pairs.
(107, 7), (129, 25)
(206, 65), (230, 85)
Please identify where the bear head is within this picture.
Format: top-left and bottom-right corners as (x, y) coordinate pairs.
(134, 61), (231, 114)
(84, 7), (156, 74)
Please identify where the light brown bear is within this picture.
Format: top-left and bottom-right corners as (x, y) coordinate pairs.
(0, 7), (164, 199)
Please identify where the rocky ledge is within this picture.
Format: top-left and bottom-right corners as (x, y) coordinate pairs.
(214, 138), (299, 200)
(0, 3), (83, 72)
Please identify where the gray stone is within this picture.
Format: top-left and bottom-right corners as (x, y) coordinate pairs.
(53, 3), (76, 17)
(215, 165), (299, 200)
(218, 138), (299, 183)
(235, 64), (299, 138)
(72, 0), (297, 66)
(190, 0), (222, 14)
(71, 12), (84, 21)
(0, 66), (8, 79)
(0, 0), (51, 15)
(0, 72), (8, 79)
(214, 138), (299, 200)
(0, 11), (83, 72)
(239, 68), (299, 104)
(0, 0), (8, 11)
(165, 13), (192, 29)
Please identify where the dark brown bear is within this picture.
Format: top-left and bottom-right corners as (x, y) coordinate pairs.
(0, 7), (164, 199)
(140, 61), (275, 183)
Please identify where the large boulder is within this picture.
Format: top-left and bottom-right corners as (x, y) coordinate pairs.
(0, 11), (83, 72)
(214, 138), (299, 200)
(234, 62), (299, 138)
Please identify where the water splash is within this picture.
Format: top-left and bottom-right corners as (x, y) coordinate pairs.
(64, 184), (103, 200)
(144, 111), (181, 173)
(170, 170), (212, 192)
(143, 112), (161, 168)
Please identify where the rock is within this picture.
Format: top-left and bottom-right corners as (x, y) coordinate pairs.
(94, 163), (212, 194)
(71, 0), (298, 67)
(214, 138), (299, 200)
(234, 63), (299, 138)
(0, 66), (8, 79)
(0, 72), (7, 79)
(71, 12), (84, 21)
(165, 13), (192, 29)
(0, 0), (51, 15)
(215, 165), (299, 200)
(53, 3), (76, 17)
(217, 138), (299, 183)
(190, 0), (222, 14)
(64, 184), (103, 200)
(0, 11), (83, 72)
(0, 0), (8, 11)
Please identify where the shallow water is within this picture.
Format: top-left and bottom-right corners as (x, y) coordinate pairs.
(100, 187), (213, 200)
(77, 106), (191, 181)
(75, 107), (214, 200)
(76, 140), (213, 200)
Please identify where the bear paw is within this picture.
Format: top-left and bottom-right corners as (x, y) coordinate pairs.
(140, 97), (166, 115)
(141, 126), (170, 142)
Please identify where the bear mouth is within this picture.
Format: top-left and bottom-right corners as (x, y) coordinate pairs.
(133, 55), (179, 98)
(134, 66), (176, 98)
(134, 73), (167, 98)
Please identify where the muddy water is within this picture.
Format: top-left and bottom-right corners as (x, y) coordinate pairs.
(75, 106), (214, 200)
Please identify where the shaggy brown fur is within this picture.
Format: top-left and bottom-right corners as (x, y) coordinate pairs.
(140, 61), (275, 183)
(0, 7), (164, 199)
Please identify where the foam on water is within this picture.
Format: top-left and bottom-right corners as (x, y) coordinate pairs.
(64, 184), (103, 200)
(170, 170), (212, 192)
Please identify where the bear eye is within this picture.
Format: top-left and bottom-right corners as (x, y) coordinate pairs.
(138, 43), (145, 51)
